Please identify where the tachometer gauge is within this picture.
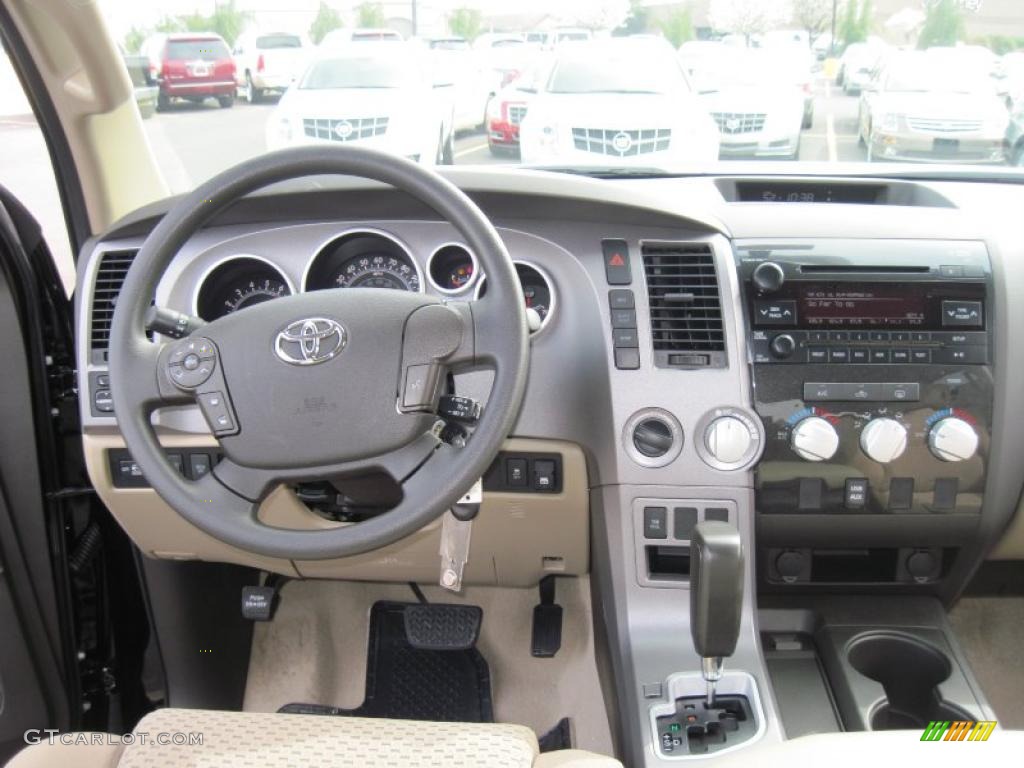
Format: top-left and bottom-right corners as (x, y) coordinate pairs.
(334, 254), (421, 292)
(223, 276), (289, 313)
(196, 257), (293, 321)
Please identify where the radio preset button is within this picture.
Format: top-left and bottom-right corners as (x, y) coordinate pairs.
(808, 347), (828, 363)
(829, 348), (850, 363)
(892, 332), (911, 342)
(809, 330), (829, 342)
(851, 331), (870, 342)
(891, 349), (911, 364)
(829, 331), (849, 342)
(870, 332), (890, 342)
(851, 348), (870, 363)
(870, 349), (890, 364)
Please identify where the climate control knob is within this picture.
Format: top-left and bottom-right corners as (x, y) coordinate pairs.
(860, 417), (908, 464)
(791, 416), (840, 462)
(928, 417), (979, 462)
(705, 416), (754, 464)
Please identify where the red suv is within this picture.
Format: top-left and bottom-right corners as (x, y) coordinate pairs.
(142, 33), (236, 110)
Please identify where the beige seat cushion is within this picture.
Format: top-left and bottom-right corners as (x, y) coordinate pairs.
(6, 709), (622, 768)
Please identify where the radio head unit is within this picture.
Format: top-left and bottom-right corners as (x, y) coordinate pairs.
(736, 239), (990, 366)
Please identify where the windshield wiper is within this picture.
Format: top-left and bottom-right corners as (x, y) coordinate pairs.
(554, 89), (663, 95)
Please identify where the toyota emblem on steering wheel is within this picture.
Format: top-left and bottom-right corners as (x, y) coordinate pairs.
(274, 318), (347, 365)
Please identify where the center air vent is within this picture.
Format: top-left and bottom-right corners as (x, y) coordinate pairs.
(642, 241), (726, 369)
(89, 249), (138, 359)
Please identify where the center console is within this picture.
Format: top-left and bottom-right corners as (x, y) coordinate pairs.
(737, 239), (993, 590)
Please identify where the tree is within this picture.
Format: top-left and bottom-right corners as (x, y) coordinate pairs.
(790, 0), (832, 46)
(855, 0), (873, 41)
(356, 2), (386, 29)
(449, 7), (482, 41)
(708, 0), (791, 44)
(310, 2), (344, 44)
(123, 26), (147, 54)
(917, 0), (965, 49)
(151, 2), (252, 46)
(616, 0), (650, 36)
(838, 0), (865, 47)
(659, 6), (695, 48)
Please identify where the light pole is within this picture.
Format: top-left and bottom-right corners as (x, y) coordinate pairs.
(412, 0), (418, 36)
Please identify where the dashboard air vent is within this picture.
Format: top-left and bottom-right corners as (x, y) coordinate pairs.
(642, 241), (726, 368)
(90, 249), (138, 354)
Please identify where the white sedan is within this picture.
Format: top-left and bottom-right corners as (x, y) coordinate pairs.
(266, 43), (454, 164)
(519, 40), (718, 167)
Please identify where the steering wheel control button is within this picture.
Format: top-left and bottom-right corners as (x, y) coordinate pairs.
(197, 391), (238, 436)
(402, 364), (442, 411)
(168, 337), (218, 390)
(602, 239), (632, 285)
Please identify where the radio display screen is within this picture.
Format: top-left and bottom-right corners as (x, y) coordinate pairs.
(799, 285), (927, 327)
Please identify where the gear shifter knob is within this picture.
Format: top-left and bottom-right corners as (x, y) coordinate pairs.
(690, 521), (744, 705)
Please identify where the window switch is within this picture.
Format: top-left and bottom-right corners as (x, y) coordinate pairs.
(506, 458), (528, 488)
(532, 460), (556, 492)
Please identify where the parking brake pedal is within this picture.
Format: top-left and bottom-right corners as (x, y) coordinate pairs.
(403, 604), (483, 651)
(531, 575), (563, 658)
(241, 575), (285, 621)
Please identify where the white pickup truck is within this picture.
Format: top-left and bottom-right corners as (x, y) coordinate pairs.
(233, 31), (309, 103)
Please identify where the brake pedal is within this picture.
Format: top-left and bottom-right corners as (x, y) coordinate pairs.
(403, 603), (482, 651)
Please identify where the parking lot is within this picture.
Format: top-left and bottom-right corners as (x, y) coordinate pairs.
(142, 73), (865, 192)
(0, 72), (865, 292)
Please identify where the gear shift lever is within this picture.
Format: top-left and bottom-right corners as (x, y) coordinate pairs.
(689, 521), (744, 707)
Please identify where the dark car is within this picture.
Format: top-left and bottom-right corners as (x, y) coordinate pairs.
(141, 33), (236, 110)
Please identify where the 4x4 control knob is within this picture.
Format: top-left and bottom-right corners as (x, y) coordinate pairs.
(928, 417), (979, 462)
(770, 334), (796, 359)
(753, 261), (785, 292)
(860, 417), (908, 464)
(791, 416), (839, 462)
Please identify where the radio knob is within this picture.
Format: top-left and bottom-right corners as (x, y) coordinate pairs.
(928, 417), (979, 462)
(705, 416), (753, 464)
(753, 261), (785, 292)
(791, 416), (840, 462)
(860, 418), (908, 464)
(770, 334), (797, 359)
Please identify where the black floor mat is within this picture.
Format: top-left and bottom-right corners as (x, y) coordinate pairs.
(282, 601), (493, 722)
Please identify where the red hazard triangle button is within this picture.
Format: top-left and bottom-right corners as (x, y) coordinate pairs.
(602, 239), (631, 285)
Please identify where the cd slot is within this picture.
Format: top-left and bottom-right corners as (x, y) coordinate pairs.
(798, 265), (931, 274)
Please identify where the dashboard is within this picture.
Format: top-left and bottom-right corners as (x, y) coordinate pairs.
(74, 168), (1024, 600)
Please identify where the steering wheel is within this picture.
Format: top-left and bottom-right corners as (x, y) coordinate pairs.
(109, 147), (529, 559)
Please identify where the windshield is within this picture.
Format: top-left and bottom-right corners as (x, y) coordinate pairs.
(166, 39), (230, 61)
(78, 0), (1024, 184)
(548, 51), (687, 94)
(256, 34), (301, 50)
(884, 54), (996, 94)
(299, 56), (419, 90)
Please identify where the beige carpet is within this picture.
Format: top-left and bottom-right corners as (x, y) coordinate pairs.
(949, 596), (1024, 729)
(243, 577), (615, 756)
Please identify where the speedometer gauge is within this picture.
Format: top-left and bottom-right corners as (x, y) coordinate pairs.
(305, 231), (422, 293)
(334, 254), (421, 292)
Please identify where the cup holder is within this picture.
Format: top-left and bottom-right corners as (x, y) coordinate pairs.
(846, 631), (974, 730)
